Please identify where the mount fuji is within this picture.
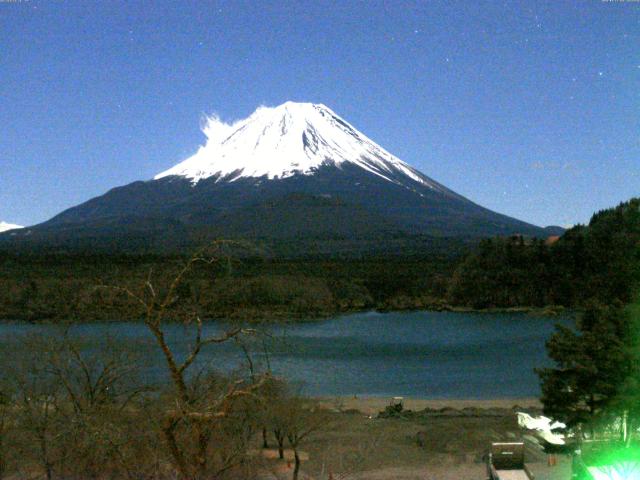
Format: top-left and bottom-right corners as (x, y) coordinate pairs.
(154, 101), (451, 191)
(2, 102), (555, 254)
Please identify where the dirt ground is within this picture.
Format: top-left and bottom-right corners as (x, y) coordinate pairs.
(316, 396), (543, 416)
(256, 397), (572, 480)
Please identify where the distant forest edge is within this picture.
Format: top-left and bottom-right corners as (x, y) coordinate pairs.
(449, 197), (640, 309)
(0, 197), (638, 322)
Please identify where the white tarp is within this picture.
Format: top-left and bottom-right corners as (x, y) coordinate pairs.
(516, 412), (566, 445)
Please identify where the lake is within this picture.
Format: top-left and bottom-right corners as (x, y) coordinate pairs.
(0, 310), (572, 399)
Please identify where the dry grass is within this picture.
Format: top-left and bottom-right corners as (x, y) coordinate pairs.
(257, 399), (572, 480)
(316, 396), (543, 416)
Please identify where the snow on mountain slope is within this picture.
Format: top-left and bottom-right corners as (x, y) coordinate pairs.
(0, 221), (24, 233)
(155, 102), (446, 193)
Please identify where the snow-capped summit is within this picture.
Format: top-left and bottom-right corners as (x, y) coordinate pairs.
(155, 102), (443, 192)
(0, 221), (24, 233)
(2, 101), (549, 253)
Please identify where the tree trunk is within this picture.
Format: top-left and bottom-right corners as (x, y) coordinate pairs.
(0, 412), (5, 480)
(577, 423), (584, 446)
(293, 448), (300, 480)
(262, 427), (269, 449)
(0, 437), (4, 480)
(163, 421), (192, 480)
(195, 424), (211, 478)
(38, 431), (53, 480)
(274, 430), (284, 459)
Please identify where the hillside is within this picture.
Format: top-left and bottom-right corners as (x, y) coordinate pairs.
(0, 102), (550, 254)
(448, 197), (640, 309)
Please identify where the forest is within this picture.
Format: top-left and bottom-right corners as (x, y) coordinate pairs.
(448, 197), (640, 309)
(0, 251), (457, 322)
(0, 197), (638, 323)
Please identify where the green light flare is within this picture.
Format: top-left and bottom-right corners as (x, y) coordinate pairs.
(588, 464), (640, 480)
(581, 445), (640, 480)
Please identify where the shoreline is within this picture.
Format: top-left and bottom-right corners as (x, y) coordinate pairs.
(0, 304), (574, 324)
(315, 396), (542, 415)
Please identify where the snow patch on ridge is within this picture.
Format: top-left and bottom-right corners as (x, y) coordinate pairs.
(0, 221), (24, 233)
(154, 102), (445, 192)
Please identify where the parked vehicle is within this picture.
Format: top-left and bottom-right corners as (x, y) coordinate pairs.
(486, 442), (535, 480)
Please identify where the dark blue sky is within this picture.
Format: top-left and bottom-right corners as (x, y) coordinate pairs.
(1, 0), (638, 228)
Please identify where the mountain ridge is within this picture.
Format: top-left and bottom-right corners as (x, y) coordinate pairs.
(1, 102), (556, 254)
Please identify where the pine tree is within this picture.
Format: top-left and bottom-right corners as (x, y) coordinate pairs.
(536, 302), (636, 438)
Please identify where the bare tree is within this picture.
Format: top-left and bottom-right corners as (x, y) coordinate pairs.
(47, 333), (147, 414)
(284, 398), (327, 480)
(11, 342), (65, 480)
(50, 335), (154, 479)
(269, 395), (289, 460)
(101, 241), (269, 480)
(0, 242), (273, 479)
(235, 334), (279, 451)
(2, 332), (156, 480)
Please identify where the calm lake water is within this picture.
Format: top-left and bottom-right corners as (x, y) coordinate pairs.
(0, 311), (573, 399)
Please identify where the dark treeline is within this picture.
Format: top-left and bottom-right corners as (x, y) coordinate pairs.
(1, 197), (638, 322)
(448, 198), (640, 309)
(0, 252), (456, 322)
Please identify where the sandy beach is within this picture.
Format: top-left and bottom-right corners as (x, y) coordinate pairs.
(316, 396), (543, 415)
(248, 395), (572, 480)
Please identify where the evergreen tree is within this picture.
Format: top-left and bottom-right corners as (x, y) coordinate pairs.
(609, 296), (640, 443)
(537, 302), (636, 437)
